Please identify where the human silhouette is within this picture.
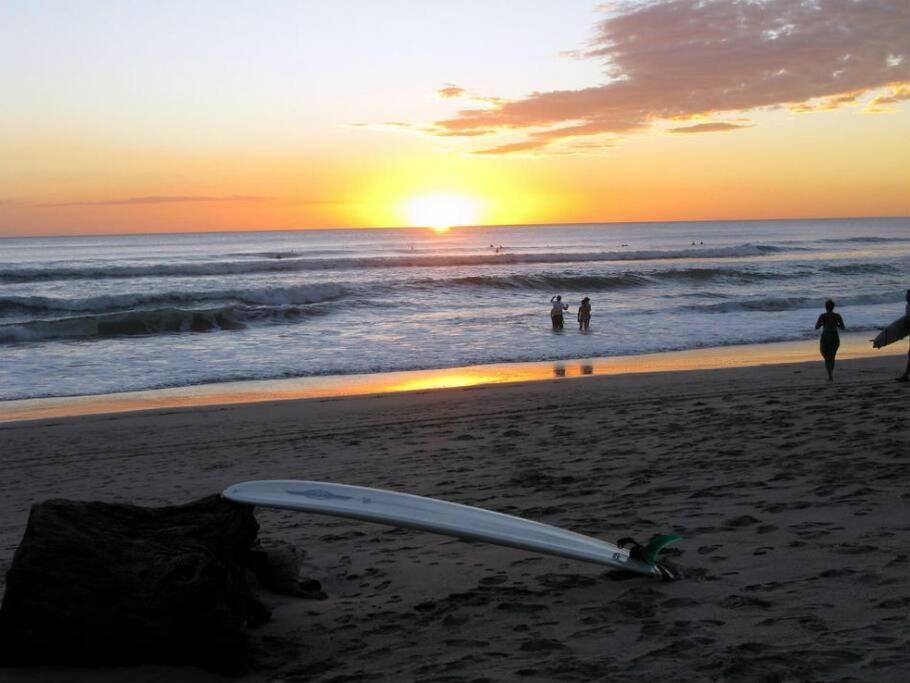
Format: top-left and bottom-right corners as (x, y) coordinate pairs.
(550, 295), (568, 330)
(577, 297), (591, 331)
(815, 299), (845, 381)
(897, 289), (910, 382)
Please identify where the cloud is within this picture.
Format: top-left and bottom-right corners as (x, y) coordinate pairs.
(789, 91), (863, 113)
(40, 195), (269, 208)
(433, 0), (910, 154)
(353, 120), (496, 138)
(866, 83), (910, 112)
(437, 85), (466, 99)
(669, 121), (754, 134)
(473, 140), (553, 156)
(433, 84), (505, 109)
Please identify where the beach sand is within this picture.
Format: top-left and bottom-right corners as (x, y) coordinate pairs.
(1, 353), (909, 682)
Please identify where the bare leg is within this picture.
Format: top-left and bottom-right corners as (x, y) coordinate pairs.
(824, 354), (834, 381)
(898, 348), (910, 381)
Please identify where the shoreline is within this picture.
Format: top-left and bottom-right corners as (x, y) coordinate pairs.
(0, 331), (904, 423)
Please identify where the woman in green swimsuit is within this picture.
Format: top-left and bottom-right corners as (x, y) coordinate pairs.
(815, 299), (845, 381)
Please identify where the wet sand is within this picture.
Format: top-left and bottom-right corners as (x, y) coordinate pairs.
(1, 332), (899, 424)
(1, 353), (909, 681)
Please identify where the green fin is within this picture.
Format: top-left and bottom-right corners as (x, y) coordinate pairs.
(642, 533), (683, 566)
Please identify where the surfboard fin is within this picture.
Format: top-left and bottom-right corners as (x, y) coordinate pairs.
(618, 533), (683, 580)
(642, 533), (683, 565)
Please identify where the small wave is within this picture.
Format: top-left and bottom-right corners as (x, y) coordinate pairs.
(417, 273), (653, 291)
(0, 243), (783, 283)
(685, 291), (905, 314)
(0, 283), (352, 317)
(226, 249), (345, 259)
(424, 266), (802, 293)
(650, 267), (799, 284)
(820, 263), (901, 275)
(816, 236), (910, 244)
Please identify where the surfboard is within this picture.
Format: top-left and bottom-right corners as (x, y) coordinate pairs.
(873, 315), (909, 349)
(223, 480), (680, 579)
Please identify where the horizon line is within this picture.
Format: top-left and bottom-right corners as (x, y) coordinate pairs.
(1, 213), (907, 240)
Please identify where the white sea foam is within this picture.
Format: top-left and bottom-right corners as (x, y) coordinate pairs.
(0, 283), (352, 316)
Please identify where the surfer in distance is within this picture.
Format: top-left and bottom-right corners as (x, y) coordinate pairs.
(550, 295), (568, 330)
(815, 299), (845, 381)
(896, 289), (910, 383)
(577, 297), (591, 331)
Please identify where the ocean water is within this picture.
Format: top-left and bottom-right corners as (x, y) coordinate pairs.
(1, 218), (908, 401)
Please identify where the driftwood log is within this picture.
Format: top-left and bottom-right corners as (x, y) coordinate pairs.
(0, 495), (269, 675)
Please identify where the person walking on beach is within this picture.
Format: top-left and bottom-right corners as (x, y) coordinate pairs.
(815, 299), (845, 381)
(550, 295), (568, 330)
(896, 289), (910, 383)
(577, 297), (591, 331)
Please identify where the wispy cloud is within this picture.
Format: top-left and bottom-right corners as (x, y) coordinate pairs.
(353, 120), (495, 138)
(434, 84), (504, 108)
(473, 140), (552, 156)
(438, 85), (466, 99)
(669, 121), (754, 134)
(431, 0), (910, 154)
(866, 83), (910, 112)
(40, 195), (269, 208)
(789, 91), (864, 113)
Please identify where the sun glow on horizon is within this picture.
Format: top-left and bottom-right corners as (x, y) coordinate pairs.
(404, 194), (482, 232)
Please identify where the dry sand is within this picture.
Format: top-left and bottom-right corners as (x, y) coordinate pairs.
(1, 353), (909, 682)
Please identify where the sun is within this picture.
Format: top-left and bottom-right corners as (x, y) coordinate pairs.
(404, 194), (481, 232)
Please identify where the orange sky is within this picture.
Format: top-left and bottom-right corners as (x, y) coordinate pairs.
(1, 1), (908, 236)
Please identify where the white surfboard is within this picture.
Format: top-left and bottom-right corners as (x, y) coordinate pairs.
(223, 480), (678, 578)
(873, 315), (909, 349)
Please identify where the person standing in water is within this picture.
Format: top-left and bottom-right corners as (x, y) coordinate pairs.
(815, 299), (845, 381)
(550, 295), (568, 330)
(896, 289), (910, 382)
(577, 297), (591, 331)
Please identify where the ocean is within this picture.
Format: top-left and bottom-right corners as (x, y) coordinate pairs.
(1, 217), (908, 401)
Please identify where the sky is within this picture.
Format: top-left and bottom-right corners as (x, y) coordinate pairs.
(1, 0), (908, 236)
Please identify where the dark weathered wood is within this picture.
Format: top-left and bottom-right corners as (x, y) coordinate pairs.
(0, 495), (267, 675)
(248, 541), (327, 600)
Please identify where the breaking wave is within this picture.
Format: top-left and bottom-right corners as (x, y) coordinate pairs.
(0, 283), (352, 317)
(0, 303), (343, 343)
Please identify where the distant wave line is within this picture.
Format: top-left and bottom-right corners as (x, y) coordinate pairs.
(0, 243), (782, 282)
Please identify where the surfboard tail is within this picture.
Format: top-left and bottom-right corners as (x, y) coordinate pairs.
(617, 533), (683, 580)
(642, 533), (683, 565)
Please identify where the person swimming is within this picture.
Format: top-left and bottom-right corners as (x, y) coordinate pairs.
(550, 295), (568, 330)
(815, 299), (845, 381)
(577, 297), (591, 331)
